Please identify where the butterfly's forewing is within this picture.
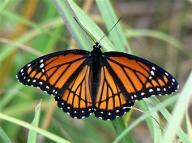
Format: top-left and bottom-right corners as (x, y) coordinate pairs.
(17, 50), (93, 118)
(104, 52), (179, 100)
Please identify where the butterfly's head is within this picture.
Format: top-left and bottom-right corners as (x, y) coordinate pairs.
(93, 42), (101, 49)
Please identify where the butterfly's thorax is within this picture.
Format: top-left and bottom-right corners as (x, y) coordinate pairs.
(90, 44), (102, 102)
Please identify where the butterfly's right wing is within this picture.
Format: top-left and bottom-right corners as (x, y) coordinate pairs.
(94, 51), (178, 120)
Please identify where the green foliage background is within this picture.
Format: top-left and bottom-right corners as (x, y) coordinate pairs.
(0, 0), (191, 143)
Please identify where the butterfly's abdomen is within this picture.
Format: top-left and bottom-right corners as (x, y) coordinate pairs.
(90, 48), (103, 102)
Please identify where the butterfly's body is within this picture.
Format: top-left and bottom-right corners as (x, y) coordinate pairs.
(90, 43), (103, 102)
(17, 42), (179, 120)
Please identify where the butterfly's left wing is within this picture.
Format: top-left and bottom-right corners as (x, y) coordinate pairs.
(17, 50), (94, 119)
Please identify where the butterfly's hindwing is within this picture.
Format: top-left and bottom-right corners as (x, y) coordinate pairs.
(94, 63), (135, 120)
(55, 65), (93, 119)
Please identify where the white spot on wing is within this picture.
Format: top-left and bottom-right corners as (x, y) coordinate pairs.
(149, 89), (153, 92)
(81, 116), (85, 119)
(151, 71), (155, 76)
(152, 67), (156, 70)
(40, 63), (44, 68)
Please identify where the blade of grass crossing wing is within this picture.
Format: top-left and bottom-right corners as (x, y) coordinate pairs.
(27, 101), (41, 143)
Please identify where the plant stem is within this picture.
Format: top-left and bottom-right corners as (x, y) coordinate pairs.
(112, 118), (134, 143)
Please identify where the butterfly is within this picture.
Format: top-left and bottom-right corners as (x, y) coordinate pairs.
(16, 42), (179, 120)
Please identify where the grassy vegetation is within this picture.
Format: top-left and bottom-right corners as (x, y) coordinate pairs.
(0, 0), (191, 143)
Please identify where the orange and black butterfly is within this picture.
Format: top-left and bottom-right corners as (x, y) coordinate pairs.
(16, 42), (179, 120)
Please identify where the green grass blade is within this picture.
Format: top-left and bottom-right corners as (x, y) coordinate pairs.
(27, 101), (41, 143)
(125, 29), (182, 49)
(96, 0), (131, 53)
(113, 95), (177, 143)
(0, 9), (41, 30)
(138, 101), (162, 143)
(0, 127), (12, 143)
(112, 118), (134, 143)
(160, 72), (192, 143)
(67, 0), (116, 51)
(0, 0), (9, 13)
(150, 97), (190, 143)
(186, 113), (192, 142)
(0, 84), (23, 110)
(0, 113), (70, 143)
(51, 0), (92, 50)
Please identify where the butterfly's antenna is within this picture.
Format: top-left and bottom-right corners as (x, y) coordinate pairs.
(98, 17), (122, 44)
(74, 17), (96, 43)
